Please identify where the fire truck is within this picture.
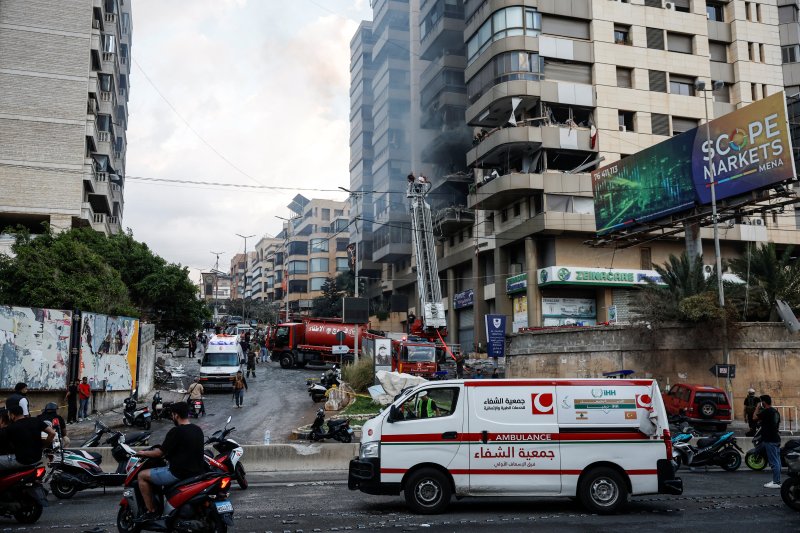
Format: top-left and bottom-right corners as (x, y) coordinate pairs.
(267, 317), (377, 369)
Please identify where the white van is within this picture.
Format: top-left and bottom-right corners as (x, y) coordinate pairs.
(198, 335), (243, 390)
(349, 378), (682, 514)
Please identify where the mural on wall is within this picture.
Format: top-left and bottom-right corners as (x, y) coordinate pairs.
(80, 313), (139, 391)
(0, 306), (72, 390)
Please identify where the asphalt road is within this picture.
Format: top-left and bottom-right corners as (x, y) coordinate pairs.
(6, 468), (798, 532)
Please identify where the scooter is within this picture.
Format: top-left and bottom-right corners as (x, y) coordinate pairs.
(189, 398), (205, 418)
(122, 390), (152, 430)
(782, 449), (800, 511)
(46, 428), (133, 499)
(116, 442), (234, 532)
(308, 407), (353, 443)
(81, 420), (151, 448)
(672, 431), (743, 471)
(670, 424), (700, 471)
(150, 392), (175, 421)
(0, 463), (48, 524)
(204, 416), (247, 490)
(306, 366), (340, 403)
(744, 426), (800, 470)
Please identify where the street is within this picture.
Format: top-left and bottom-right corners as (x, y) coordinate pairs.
(5, 469), (797, 532)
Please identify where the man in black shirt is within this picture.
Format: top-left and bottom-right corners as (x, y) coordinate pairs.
(756, 394), (782, 488)
(135, 401), (205, 519)
(0, 405), (55, 470)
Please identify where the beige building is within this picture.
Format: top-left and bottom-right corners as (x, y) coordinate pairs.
(0, 0), (132, 235)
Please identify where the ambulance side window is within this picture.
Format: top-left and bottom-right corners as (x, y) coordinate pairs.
(399, 388), (459, 420)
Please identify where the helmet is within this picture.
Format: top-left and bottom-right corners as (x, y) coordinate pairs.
(748, 388), (756, 393)
(44, 402), (58, 412)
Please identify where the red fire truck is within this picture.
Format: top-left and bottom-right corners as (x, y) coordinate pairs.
(268, 317), (377, 369)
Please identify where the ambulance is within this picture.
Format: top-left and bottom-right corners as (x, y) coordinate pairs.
(198, 334), (243, 390)
(348, 378), (682, 514)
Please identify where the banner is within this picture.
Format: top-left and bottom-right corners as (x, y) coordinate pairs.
(80, 313), (139, 391)
(593, 92), (796, 234)
(375, 338), (392, 374)
(485, 314), (507, 358)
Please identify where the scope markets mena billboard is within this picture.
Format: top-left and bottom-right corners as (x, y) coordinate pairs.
(592, 92), (796, 235)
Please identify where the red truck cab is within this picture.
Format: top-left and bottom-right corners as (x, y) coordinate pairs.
(393, 339), (437, 377)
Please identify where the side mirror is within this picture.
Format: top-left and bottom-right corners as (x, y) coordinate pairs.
(226, 415), (232, 424)
(388, 405), (401, 423)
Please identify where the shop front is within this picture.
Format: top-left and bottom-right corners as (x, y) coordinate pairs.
(536, 266), (665, 325)
(453, 289), (475, 352)
(506, 273), (528, 332)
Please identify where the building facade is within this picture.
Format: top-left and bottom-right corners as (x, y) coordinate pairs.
(0, 0), (132, 235)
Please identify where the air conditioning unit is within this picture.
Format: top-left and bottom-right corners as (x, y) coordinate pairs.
(703, 265), (713, 275)
(664, 2), (675, 10)
(754, 218), (765, 226)
(619, 125), (627, 132)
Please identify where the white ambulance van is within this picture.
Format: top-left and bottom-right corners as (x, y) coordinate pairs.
(349, 378), (682, 514)
(198, 335), (243, 391)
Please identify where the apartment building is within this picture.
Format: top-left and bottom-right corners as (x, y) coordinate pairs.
(248, 234), (282, 302)
(270, 196), (351, 318)
(351, 0), (799, 353)
(0, 0), (132, 235)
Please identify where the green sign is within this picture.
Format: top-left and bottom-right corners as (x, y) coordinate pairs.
(506, 273), (527, 294)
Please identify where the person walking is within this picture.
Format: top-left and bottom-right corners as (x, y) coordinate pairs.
(259, 335), (269, 363)
(188, 334), (197, 358)
(78, 377), (91, 421)
(233, 371), (248, 408)
(755, 394), (782, 489)
(744, 388), (760, 436)
(246, 344), (257, 378)
(65, 380), (79, 424)
(455, 354), (465, 379)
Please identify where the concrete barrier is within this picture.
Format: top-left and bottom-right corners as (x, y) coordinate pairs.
(85, 443), (358, 473)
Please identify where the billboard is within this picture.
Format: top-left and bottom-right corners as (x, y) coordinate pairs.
(80, 313), (139, 391)
(0, 306), (72, 390)
(593, 92), (796, 235)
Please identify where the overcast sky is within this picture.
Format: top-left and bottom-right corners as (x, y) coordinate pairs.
(125, 0), (372, 282)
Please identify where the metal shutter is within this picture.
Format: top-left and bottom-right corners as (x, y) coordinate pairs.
(542, 15), (590, 40)
(457, 308), (475, 355)
(667, 33), (692, 54)
(544, 59), (592, 84)
(646, 27), (664, 50)
(644, 0), (662, 7)
(616, 67), (632, 88)
(612, 289), (634, 323)
(651, 113), (670, 136)
(648, 70), (667, 92)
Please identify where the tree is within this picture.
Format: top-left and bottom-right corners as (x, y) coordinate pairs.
(311, 276), (343, 318)
(728, 243), (800, 321)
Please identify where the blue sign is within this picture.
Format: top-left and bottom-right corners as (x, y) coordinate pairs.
(485, 314), (507, 358)
(453, 289), (474, 309)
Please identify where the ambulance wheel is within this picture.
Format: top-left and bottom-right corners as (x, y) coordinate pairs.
(578, 467), (629, 514)
(404, 468), (451, 514)
(279, 353), (294, 369)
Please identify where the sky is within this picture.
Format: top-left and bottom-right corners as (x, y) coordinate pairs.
(125, 0), (372, 282)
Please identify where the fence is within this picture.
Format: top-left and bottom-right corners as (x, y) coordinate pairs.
(775, 405), (798, 435)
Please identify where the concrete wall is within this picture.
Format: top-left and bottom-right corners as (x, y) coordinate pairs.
(508, 323), (800, 408)
(136, 324), (156, 398)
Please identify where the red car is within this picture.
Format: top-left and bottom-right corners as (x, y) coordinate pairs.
(663, 383), (733, 430)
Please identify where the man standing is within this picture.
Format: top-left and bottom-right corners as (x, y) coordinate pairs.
(135, 402), (205, 521)
(744, 388), (760, 436)
(78, 377), (91, 421)
(233, 371), (248, 408)
(65, 380), (79, 424)
(0, 405), (55, 470)
(755, 394), (782, 489)
(246, 342), (258, 378)
(5, 383), (29, 417)
(188, 334), (197, 358)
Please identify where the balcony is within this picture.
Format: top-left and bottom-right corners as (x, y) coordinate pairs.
(87, 96), (99, 115)
(372, 241), (411, 263)
(104, 12), (117, 24)
(468, 171), (592, 210)
(466, 124), (594, 166)
(420, 7), (465, 60)
(107, 215), (121, 234)
(85, 120), (98, 151)
(91, 213), (110, 234)
(433, 206), (475, 236)
(83, 166), (96, 194)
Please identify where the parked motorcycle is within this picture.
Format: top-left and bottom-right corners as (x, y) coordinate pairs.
(672, 430), (743, 471)
(81, 420), (151, 448)
(308, 407), (353, 443)
(122, 390), (152, 430)
(150, 392), (175, 421)
(0, 463), (48, 524)
(306, 365), (341, 403)
(115, 442), (234, 532)
(47, 428), (133, 499)
(189, 398), (205, 418)
(670, 424), (700, 471)
(782, 449), (800, 511)
(744, 426), (800, 470)
(204, 416), (247, 490)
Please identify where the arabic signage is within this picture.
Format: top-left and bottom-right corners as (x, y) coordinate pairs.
(453, 289), (474, 309)
(485, 314), (506, 358)
(537, 266), (665, 287)
(592, 92), (796, 235)
(506, 273), (527, 294)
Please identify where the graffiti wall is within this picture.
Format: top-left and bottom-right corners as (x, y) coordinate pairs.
(80, 313), (139, 391)
(0, 306), (72, 390)
(137, 324), (156, 397)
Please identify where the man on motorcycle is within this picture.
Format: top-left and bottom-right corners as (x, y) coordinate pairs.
(134, 401), (205, 521)
(0, 405), (55, 470)
(38, 402), (69, 447)
(186, 378), (205, 416)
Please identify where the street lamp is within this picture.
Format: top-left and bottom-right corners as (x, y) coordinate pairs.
(695, 79), (731, 406)
(210, 251), (223, 322)
(235, 233), (255, 322)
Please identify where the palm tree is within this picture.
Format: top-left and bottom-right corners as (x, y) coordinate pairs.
(729, 243), (800, 321)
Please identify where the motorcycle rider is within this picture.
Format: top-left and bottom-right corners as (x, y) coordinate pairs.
(186, 377), (205, 416)
(0, 405), (55, 470)
(134, 401), (205, 521)
(744, 388), (760, 436)
(38, 402), (69, 447)
(755, 394), (782, 489)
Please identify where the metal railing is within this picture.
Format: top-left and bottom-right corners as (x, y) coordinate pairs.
(775, 405), (798, 435)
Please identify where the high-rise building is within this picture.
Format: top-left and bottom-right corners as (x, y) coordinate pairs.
(352, 0), (800, 353)
(0, 0), (132, 236)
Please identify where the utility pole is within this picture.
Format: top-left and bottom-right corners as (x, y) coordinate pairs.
(210, 251), (223, 321)
(235, 234), (255, 322)
(339, 187), (363, 363)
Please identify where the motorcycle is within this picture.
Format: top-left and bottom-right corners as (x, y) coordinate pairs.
(0, 463), (48, 524)
(47, 428), (134, 499)
(307, 407), (353, 443)
(744, 426), (800, 470)
(671, 430), (743, 471)
(204, 416), (247, 490)
(122, 390), (152, 430)
(306, 366), (341, 403)
(150, 392), (175, 422)
(116, 442), (234, 533)
(670, 424), (699, 471)
(81, 420), (150, 448)
(782, 449), (800, 511)
(189, 398), (205, 419)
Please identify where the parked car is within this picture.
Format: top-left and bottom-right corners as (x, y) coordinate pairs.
(663, 383), (732, 430)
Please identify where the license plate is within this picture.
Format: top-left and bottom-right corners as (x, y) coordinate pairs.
(215, 500), (233, 514)
(347, 428), (354, 435)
